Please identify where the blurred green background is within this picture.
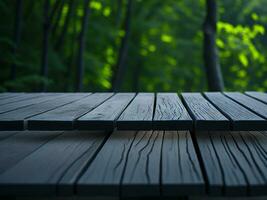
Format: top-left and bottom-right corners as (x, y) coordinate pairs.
(0, 0), (266, 92)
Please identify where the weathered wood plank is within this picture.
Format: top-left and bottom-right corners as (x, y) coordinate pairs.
(224, 92), (267, 119)
(28, 93), (112, 130)
(0, 130), (107, 196)
(153, 93), (193, 130)
(117, 93), (154, 130)
(181, 93), (230, 130)
(0, 93), (48, 106)
(161, 131), (205, 196)
(196, 131), (267, 196)
(0, 93), (90, 131)
(204, 92), (267, 130)
(0, 131), (19, 141)
(0, 93), (66, 114)
(245, 91), (267, 104)
(77, 130), (136, 196)
(0, 131), (62, 174)
(121, 131), (163, 197)
(0, 93), (23, 100)
(77, 93), (135, 130)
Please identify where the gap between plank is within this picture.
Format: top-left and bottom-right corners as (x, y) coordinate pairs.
(189, 130), (210, 194)
(202, 92), (234, 130)
(73, 130), (114, 195)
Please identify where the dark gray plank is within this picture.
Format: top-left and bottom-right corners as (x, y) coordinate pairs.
(196, 131), (246, 195)
(196, 131), (267, 196)
(181, 93), (230, 130)
(0, 93), (90, 131)
(0, 131), (19, 141)
(204, 92), (267, 130)
(245, 91), (267, 104)
(0, 93), (23, 100)
(0, 130), (107, 196)
(224, 92), (267, 119)
(153, 93), (192, 130)
(77, 93), (135, 130)
(0, 93), (66, 114)
(77, 130), (136, 196)
(0, 93), (48, 106)
(117, 93), (154, 130)
(0, 131), (62, 174)
(161, 131), (205, 196)
(121, 131), (163, 197)
(28, 93), (112, 130)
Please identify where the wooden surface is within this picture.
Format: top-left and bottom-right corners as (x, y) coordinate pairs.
(0, 130), (107, 196)
(181, 93), (230, 130)
(0, 92), (267, 131)
(28, 93), (111, 130)
(204, 92), (267, 130)
(161, 131), (205, 196)
(0, 93), (89, 130)
(117, 93), (154, 130)
(0, 129), (266, 197)
(245, 91), (267, 104)
(224, 92), (267, 119)
(153, 93), (193, 130)
(196, 131), (267, 196)
(77, 93), (135, 130)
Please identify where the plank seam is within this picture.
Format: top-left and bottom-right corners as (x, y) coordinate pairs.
(223, 93), (267, 120)
(189, 130), (209, 194)
(159, 130), (164, 196)
(202, 93), (234, 130)
(74, 93), (116, 124)
(73, 130), (113, 195)
(23, 94), (93, 130)
(0, 131), (64, 175)
(114, 93), (138, 127)
(244, 92), (267, 105)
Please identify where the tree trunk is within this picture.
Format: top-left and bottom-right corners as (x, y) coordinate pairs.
(55, 0), (74, 51)
(51, 0), (65, 38)
(10, 0), (23, 81)
(76, 0), (91, 92)
(203, 0), (224, 91)
(112, 0), (133, 92)
(40, 0), (50, 91)
(116, 0), (123, 26)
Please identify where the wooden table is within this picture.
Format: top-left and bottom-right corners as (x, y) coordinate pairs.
(0, 92), (267, 131)
(0, 92), (267, 198)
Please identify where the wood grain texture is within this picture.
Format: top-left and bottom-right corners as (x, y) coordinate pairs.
(0, 130), (107, 196)
(77, 130), (136, 196)
(161, 131), (205, 196)
(0, 131), (62, 174)
(28, 93), (112, 130)
(181, 93), (230, 130)
(153, 93), (193, 130)
(77, 93), (135, 130)
(224, 92), (267, 119)
(196, 131), (267, 196)
(204, 92), (267, 130)
(0, 93), (51, 106)
(121, 130), (163, 197)
(0, 93), (90, 131)
(245, 91), (267, 104)
(0, 93), (65, 114)
(117, 93), (154, 130)
(0, 93), (23, 100)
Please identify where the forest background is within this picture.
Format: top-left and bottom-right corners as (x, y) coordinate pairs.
(0, 0), (266, 92)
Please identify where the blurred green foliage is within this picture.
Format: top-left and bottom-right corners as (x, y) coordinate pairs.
(0, 0), (266, 92)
